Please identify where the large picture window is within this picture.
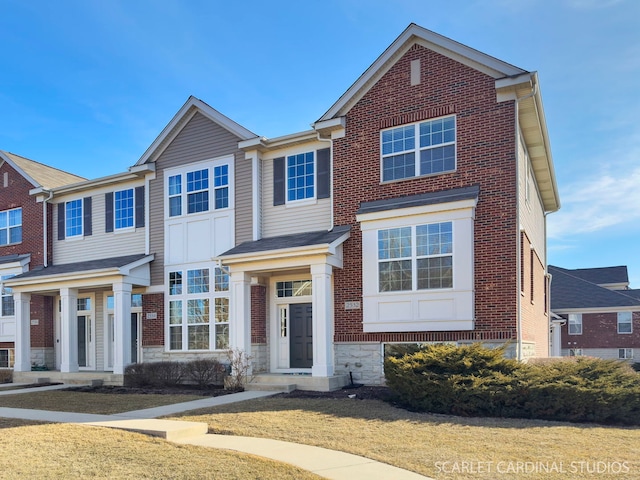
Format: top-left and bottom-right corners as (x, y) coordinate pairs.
(168, 266), (229, 351)
(0, 208), (22, 246)
(381, 116), (455, 182)
(378, 222), (453, 292)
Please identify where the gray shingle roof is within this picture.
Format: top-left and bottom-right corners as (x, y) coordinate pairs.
(0, 254), (30, 266)
(357, 185), (480, 215)
(565, 265), (628, 286)
(9, 254), (150, 281)
(220, 226), (351, 257)
(549, 265), (640, 310)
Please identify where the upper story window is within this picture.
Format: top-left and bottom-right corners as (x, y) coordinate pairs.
(1, 275), (14, 317)
(287, 152), (314, 201)
(167, 161), (232, 218)
(187, 169), (209, 214)
(0, 208), (22, 246)
(272, 148), (330, 206)
(114, 189), (134, 229)
(378, 221), (453, 292)
(65, 199), (83, 238)
(381, 116), (456, 182)
(568, 313), (582, 335)
(618, 312), (633, 334)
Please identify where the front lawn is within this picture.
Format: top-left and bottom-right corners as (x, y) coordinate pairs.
(172, 396), (640, 480)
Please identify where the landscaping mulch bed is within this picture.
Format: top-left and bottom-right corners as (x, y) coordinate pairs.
(64, 385), (232, 396)
(277, 385), (392, 401)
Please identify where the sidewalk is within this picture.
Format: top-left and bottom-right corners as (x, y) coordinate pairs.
(0, 385), (432, 480)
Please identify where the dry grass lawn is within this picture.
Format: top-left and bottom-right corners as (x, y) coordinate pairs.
(0, 390), (202, 414)
(172, 397), (640, 480)
(0, 423), (322, 479)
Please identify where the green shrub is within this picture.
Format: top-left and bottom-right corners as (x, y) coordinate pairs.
(384, 343), (640, 425)
(124, 361), (184, 388)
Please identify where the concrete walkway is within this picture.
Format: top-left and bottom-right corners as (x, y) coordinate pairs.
(0, 385), (431, 479)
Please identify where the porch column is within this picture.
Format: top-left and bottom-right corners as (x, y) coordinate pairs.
(230, 271), (251, 357)
(311, 263), (334, 377)
(13, 292), (31, 372)
(60, 288), (79, 373)
(113, 282), (132, 375)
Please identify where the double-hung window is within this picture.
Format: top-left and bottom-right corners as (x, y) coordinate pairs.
(65, 199), (83, 238)
(187, 169), (209, 214)
(114, 189), (134, 229)
(167, 162), (232, 218)
(568, 313), (582, 335)
(378, 221), (453, 292)
(0, 208), (22, 246)
(168, 266), (229, 351)
(1, 275), (15, 317)
(381, 116), (455, 182)
(287, 152), (314, 201)
(618, 312), (632, 334)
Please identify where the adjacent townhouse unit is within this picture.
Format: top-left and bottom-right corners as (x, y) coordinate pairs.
(8, 24), (559, 388)
(0, 151), (85, 371)
(549, 265), (640, 361)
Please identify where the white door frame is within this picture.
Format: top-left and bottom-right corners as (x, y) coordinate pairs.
(56, 293), (95, 371)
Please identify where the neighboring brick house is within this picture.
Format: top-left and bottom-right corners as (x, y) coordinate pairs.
(7, 24), (559, 388)
(0, 151), (84, 369)
(549, 265), (640, 362)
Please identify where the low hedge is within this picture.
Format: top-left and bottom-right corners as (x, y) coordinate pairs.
(124, 358), (227, 389)
(384, 343), (640, 425)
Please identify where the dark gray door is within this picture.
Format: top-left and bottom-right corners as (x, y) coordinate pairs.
(289, 303), (313, 368)
(131, 312), (139, 364)
(77, 315), (88, 367)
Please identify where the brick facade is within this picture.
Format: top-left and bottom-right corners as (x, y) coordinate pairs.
(251, 284), (267, 344)
(142, 293), (164, 346)
(332, 44), (519, 343)
(562, 312), (640, 349)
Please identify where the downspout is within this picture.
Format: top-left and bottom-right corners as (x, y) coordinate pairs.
(514, 77), (538, 361)
(42, 190), (53, 267)
(316, 131), (333, 229)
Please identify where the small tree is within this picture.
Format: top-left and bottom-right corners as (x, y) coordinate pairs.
(224, 348), (253, 391)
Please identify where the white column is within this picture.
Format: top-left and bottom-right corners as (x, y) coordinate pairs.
(60, 288), (79, 373)
(311, 263), (334, 377)
(230, 271), (251, 355)
(13, 292), (31, 372)
(113, 282), (132, 375)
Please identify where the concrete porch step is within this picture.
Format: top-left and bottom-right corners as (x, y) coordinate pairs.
(244, 382), (297, 393)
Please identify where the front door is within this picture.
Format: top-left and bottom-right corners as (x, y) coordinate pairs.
(131, 312), (140, 364)
(77, 314), (91, 368)
(289, 303), (312, 368)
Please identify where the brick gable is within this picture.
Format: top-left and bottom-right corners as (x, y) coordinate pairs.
(332, 44), (518, 341)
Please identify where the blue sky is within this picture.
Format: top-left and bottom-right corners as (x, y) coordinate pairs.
(1, 0), (639, 286)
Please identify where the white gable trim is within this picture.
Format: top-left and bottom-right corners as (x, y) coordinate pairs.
(0, 151), (39, 188)
(317, 23), (526, 122)
(135, 96), (257, 166)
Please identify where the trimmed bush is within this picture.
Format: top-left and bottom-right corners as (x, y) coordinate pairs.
(384, 343), (640, 425)
(124, 361), (184, 388)
(184, 358), (226, 388)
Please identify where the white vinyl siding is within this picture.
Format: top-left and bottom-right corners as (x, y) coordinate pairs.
(53, 182), (146, 265)
(262, 155), (330, 237)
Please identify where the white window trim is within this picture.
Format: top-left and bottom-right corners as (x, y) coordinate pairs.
(285, 150), (316, 205)
(164, 156), (234, 220)
(0, 207), (22, 246)
(568, 313), (582, 335)
(357, 197), (476, 333)
(617, 312), (633, 334)
(0, 347), (14, 368)
(114, 188), (135, 231)
(380, 114), (456, 183)
(65, 199), (84, 239)
(165, 263), (230, 352)
(618, 348), (633, 360)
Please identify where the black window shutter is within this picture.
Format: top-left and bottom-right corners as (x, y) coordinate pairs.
(273, 156), (285, 206)
(135, 186), (145, 228)
(317, 148), (330, 199)
(57, 203), (65, 240)
(83, 197), (92, 236)
(103, 192), (113, 233)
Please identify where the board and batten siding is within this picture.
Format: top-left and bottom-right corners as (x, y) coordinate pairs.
(53, 183), (146, 265)
(147, 111), (251, 286)
(261, 153), (331, 238)
(518, 133), (546, 265)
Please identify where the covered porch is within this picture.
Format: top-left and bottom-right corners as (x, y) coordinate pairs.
(219, 227), (350, 385)
(7, 254), (154, 380)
